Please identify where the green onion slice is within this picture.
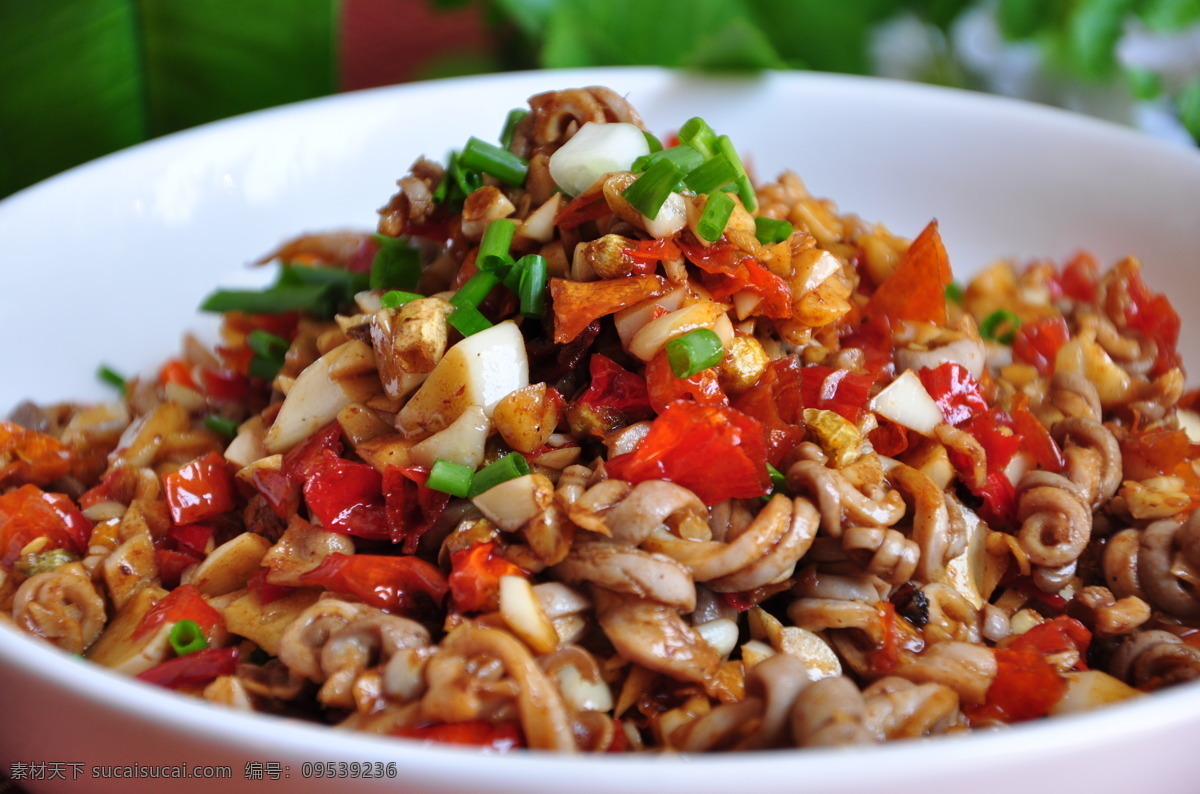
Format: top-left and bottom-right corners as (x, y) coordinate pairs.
(696, 191), (735, 242)
(665, 328), (724, 378)
(944, 282), (965, 304)
(204, 415), (240, 438)
(450, 271), (501, 310)
(97, 364), (126, 393)
(427, 459), (474, 498)
(459, 136), (529, 187)
(643, 130), (664, 153)
(477, 218), (518, 274)
(715, 135), (756, 211)
(168, 619), (208, 657)
(469, 452), (531, 497)
(678, 117), (718, 158)
(448, 304), (493, 337)
(980, 308), (1022, 344)
(684, 154), (737, 195)
(767, 463), (787, 494)
(754, 217), (793, 245)
(632, 144), (703, 177)
(380, 290), (423, 309)
(517, 254), (548, 318)
(370, 234), (421, 290)
(621, 158), (684, 220)
(500, 108), (528, 150)
(247, 329), (290, 380)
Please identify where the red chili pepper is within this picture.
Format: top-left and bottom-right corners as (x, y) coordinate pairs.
(549, 275), (667, 344)
(678, 238), (792, 319)
(839, 314), (894, 379)
(969, 644), (1064, 724)
(917, 362), (989, 426)
(166, 523), (215, 557)
(393, 720), (524, 751)
(1010, 395), (1066, 472)
(0, 485), (92, 566)
(79, 466), (142, 510)
(383, 465), (450, 553)
(302, 449), (390, 541)
(1056, 251), (1099, 303)
(155, 548), (202, 589)
(0, 422), (76, 488)
(1123, 266), (1182, 376)
(247, 568), (296, 605)
(574, 354), (655, 427)
(298, 552), (448, 614)
(200, 367), (251, 403)
(622, 237), (682, 276)
(1012, 315), (1070, 377)
(868, 418), (911, 457)
(1119, 425), (1200, 505)
(605, 401), (771, 505)
(731, 361), (804, 467)
(134, 584), (224, 641)
(969, 617), (1090, 725)
(864, 220), (952, 325)
(959, 409), (1022, 472)
(448, 542), (529, 613)
(158, 359), (197, 390)
(162, 452), (236, 525)
(554, 187), (610, 230)
(136, 646), (239, 690)
(799, 365), (875, 423)
(644, 349), (728, 413)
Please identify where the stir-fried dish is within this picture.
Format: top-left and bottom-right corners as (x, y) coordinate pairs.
(4, 86), (1199, 753)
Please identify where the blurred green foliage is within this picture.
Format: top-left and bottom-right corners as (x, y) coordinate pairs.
(0, 0), (335, 199)
(2, 0), (1196, 199)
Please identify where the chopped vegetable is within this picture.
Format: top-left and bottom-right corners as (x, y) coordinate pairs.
(469, 453), (531, 498)
(427, 459), (474, 498)
(459, 136), (529, 187)
(696, 190), (735, 242)
(167, 619), (208, 656)
(665, 327), (724, 378)
(980, 309), (1022, 344)
(299, 552), (449, 614)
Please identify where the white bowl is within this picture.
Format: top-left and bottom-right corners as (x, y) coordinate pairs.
(1, 67), (1199, 794)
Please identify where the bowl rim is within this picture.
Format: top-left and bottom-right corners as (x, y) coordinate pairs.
(3, 65), (1200, 788)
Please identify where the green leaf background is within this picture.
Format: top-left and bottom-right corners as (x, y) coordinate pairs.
(0, 0), (335, 199)
(1, 0), (1195, 199)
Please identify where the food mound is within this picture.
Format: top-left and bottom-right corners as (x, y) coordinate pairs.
(3, 86), (1199, 754)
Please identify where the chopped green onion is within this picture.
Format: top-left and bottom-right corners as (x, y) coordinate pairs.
(643, 130), (664, 153)
(459, 136), (529, 187)
(683, 153), (737, 195)
(517, 254), (548, 317)
(247, 330), (290, 380)
(767, 463), (787, 494)
(754, 216), (793, 245)
(621, 158), (684, 220)
(448, 304), (493, 337)
(201, 264), (368, 319)
(944, 282), (965, 304)
(450, 271), (501, 309)
(980, 308), (1022, 344)
(370, 234), (421, 290)
(678, 117), (718, 158)
(632, 144), (703, 177)
(200, 283), (333, 316)
(500, 108), (528, 149)
(247, 329), (289, 361)
(469, 452), (531, 497)
(427, 459), (474, 498)
(696, 191), (735, 242)
(477, 218), (517, 273)
(204, 415), (240, 438)
(380, 290), (424, 309)
(97, 364), (126, 393)
(168, 619), (208, 657)
(665, 328), (724, 378)
(433, 150), (483, 212)
(715, 135), (756, 211)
